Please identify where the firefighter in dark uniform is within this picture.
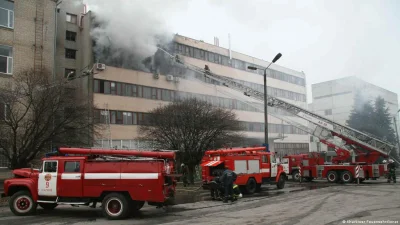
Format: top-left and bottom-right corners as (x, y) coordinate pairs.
(387, 159), (397, 183)
(219, 165), (237, 203)
(181, 163), (189, 187)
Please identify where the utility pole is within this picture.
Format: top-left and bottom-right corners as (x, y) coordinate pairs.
(394, 116), (400, 157)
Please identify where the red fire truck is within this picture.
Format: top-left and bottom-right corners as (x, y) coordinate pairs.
(297, 140), (390, 183)
(2, 147), (177, 220)
(201, 147), (288, 194)
(282, 153), (310, 181)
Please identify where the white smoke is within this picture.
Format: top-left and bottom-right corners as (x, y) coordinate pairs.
(84, 0), (188, 70)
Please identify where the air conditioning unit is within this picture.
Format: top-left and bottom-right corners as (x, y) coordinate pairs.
(174, 76), (180, 83)
(96, 63), (106, 70)
(166, 75), (174, 81)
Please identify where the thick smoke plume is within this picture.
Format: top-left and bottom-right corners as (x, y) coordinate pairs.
(84, 0), (186, 71)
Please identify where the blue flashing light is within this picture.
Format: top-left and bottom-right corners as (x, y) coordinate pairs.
(262, 143), (270, 152)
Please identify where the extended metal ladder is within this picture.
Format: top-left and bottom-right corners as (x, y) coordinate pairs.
(102, 103), (112, 148)
(157, 47), (398, 161)
(33, 0), (45, 75)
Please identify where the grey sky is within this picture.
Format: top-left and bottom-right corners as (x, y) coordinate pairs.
(85, 0), (400, 104)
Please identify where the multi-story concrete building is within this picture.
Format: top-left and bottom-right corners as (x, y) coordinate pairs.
(92, 34), (311, 156)
(0, 0), (57, 167)
(54, 0), (92, 93)
(310, 76), (399, 152)
(0, 0), (91, 167)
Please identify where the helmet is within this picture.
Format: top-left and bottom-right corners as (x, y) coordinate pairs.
(389, 159), (394, 163)
(382, 160), (387, 164)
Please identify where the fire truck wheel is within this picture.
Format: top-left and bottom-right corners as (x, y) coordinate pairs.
(38, 203), (58, 210)
(245, 178), (257, 194)
(102, 193), (129, 220)
(340, 171), (353, 183)
(9, 190), (37, 216)
(326, 171), (338, 183)
(277, 175), (285, 189)
(292, 171), (300, 182)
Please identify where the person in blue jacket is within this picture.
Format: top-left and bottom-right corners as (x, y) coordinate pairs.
(219, 165), (237, 203)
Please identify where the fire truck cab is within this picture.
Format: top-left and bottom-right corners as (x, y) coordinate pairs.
(201, 147), (288, 194)
(3, 148), (177, 220)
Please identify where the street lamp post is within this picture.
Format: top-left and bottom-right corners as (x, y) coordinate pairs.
(394, 109), (400, 152)
(248, 53), (282, 151)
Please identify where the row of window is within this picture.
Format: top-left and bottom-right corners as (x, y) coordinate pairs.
(0, 2), (77, 31)
(93, 109), (307, 135)
(0, 0), (14, 29)
(189, 69), (307, 102)
(93, 79), (294, 116)
(275, 143), (309, 149)
(238, 121), (307, 134)
(174, 42), (306, 86)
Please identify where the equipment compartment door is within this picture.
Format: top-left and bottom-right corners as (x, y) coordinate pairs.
(38, 160), (58, 196)
(248, 160), (260, 174)
(59, 160), (83, 197)
(270, 155), (278, 178)
(234, 160), (247, 174)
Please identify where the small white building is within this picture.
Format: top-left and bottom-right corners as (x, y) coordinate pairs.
(310, 76), (399, 152)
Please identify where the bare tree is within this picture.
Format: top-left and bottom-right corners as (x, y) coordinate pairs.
(0, 69), (101, 169)
(139, 98), (244, 183)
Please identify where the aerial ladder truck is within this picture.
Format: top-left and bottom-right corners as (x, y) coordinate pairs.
(157, 47), (399, 184)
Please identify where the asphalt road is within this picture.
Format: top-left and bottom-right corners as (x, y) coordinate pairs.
(0, 180), (399, 225)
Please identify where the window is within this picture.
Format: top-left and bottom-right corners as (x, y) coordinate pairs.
(116, 111), (123, 124)
(66, 31), (77, 41)
(0, 45), (12, 74)
(110, 111), (116, 124)
(270, 155), (276, 163)
(65, 48), (76, 59)
(262, 155), (268, 163)
(110, 82), (116, 94)
(142, 86), (151, 99)
(0, 0), (14, 29)
(43, 161), (57, 173)
(66, 13), (77, 23)
(94, 80), (100, 93)
(104, 81), (110, 94)
(123, 112), (132, 125)
(64, 161), (80, 172)
(125, 84), (132, 96)
(325, 109), (332, 116)
(65, 68), (76, 79)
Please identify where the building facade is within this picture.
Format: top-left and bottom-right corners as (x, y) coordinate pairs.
(310, 76), (399, 152)
(0, 0), (91, 167)
(0, 0), (57, 167)
(92, 34), (311, 156)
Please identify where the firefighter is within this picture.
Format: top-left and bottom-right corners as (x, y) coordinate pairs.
(387, 159), (397, 183)
(181, 163), (189, 187)
(219, 165), (237, 203)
